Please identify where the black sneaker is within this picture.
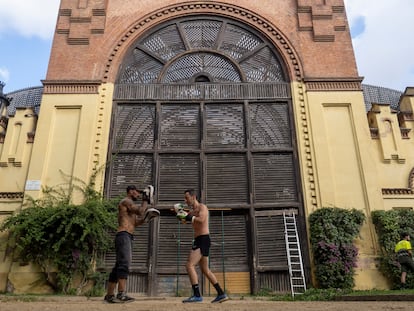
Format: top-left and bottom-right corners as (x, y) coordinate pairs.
(116, 293), (135, 303)
(144, 208), (160, 223)
(104, 294), (117, 303)
(143, 185), (154, 204)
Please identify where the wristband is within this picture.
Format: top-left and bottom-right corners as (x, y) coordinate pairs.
(185, 214), (195, 223)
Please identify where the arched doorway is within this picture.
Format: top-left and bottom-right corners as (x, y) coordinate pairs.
(104, 16), (307, 296)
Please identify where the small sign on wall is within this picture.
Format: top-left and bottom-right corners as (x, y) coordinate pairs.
(25, 180), (41, 191)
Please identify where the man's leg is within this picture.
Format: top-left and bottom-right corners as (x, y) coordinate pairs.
(183, 249), (203, 303)
(199, 253), (228, 303)
(200, 256), (229, 303)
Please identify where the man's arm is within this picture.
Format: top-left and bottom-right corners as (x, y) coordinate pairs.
(193, 204), (208, 224)
(121, 198), (147, 216)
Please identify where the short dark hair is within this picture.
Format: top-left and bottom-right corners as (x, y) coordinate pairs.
(401, 232), (410, 239)
(184, 188), (196, 196)
(126, 185), (137, 192)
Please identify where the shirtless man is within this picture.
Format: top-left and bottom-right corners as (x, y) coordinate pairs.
(177, 188), (228, 303)
(104, 185), (158, 303)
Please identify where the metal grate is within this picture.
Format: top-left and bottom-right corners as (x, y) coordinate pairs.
(161, 53), (242, 83)
(119, 49), (163, 84)
(181, 20), (222, 49)
(142, 24), (186, 61)
(118, 17), (286, 84)
(241, 46), (285, 82)
(219, 23), (263, 60)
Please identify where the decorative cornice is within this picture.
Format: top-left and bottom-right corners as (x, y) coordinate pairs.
(42, 80), (102, 94)
(0, 192), (24, 199)
(382, 188), (414, 195)
(103, 1), (303, 85)
(304, 78), (363, 91)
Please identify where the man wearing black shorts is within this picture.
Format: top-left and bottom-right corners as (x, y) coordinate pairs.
(176, 189), (228, 303)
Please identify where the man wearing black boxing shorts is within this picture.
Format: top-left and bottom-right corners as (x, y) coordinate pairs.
(176, 189), (228, 303)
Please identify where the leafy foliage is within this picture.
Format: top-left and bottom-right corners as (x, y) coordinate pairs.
(0, 175), (118, 295)
(309, 207), (365, 289)
(371, 209), (414, 288)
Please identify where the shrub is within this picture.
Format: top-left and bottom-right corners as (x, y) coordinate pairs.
(371, 209), (414, 288)
(0, 176), (118, 295)
(309, 207), (365, 289)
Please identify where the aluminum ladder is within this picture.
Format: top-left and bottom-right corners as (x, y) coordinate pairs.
(283, 212), (306, 297)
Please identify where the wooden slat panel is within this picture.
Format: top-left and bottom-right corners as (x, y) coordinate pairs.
(114, 83), (290, 101)
(160, 104), (200, 149)
(156, 215), (194, 273)
(114, 104), (155, 150)
(255, 214), (288, 269)
(206, 153), (249, 204)
(253, 153), (297, 203)
(103, 224), (150, 271)
(108, 154), (153, 199)
(205, 104), (245, 149)
(205, 271), (250, 295)
(158, 154), (200, 202)
(208, 212), (249, 271)
(250, 102), (291, 148)
(258, 271), (290, 293)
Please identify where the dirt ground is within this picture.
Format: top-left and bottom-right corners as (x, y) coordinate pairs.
(0, 295), (413, 311)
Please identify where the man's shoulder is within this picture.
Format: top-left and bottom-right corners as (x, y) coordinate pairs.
(119, 197), (133, 208)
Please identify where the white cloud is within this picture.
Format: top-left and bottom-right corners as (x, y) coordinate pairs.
(344, 0), (414, 91)
(0, 0), (60, 39)
(0, 0), (412, 91)
(0, 67), (10, 83)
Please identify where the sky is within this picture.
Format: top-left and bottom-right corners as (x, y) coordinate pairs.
(0, 0), (413, 93)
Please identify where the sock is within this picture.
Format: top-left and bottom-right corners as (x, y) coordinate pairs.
(213, 283), (224, 296)
(192, 284), (201, 297)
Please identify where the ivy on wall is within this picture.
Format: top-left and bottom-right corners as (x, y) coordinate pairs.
(309, 207), (365, 289)
(371, 209), (414, 288)
(0, 178), (118, 295)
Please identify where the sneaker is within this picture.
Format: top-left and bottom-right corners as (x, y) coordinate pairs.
(104, 294), (117, 303)
(143, 207), (160, 223)
(143, 185), (154, 204)
(116, 293), (135, 303)
(182, 295), (203, 303)
(211, 294), (229, 303)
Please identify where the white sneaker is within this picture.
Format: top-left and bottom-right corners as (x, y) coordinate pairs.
(143, 208), (160, 223)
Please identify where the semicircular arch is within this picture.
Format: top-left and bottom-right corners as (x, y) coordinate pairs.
(103, 1), (303, 84)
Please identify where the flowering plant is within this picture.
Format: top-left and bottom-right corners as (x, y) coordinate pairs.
(309, 207), (365, 289)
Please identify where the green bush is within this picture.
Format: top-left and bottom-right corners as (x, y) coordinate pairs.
(309, 207), (365, 289)
(371, 209), (414, 288)
(0, 177), (118, 295)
